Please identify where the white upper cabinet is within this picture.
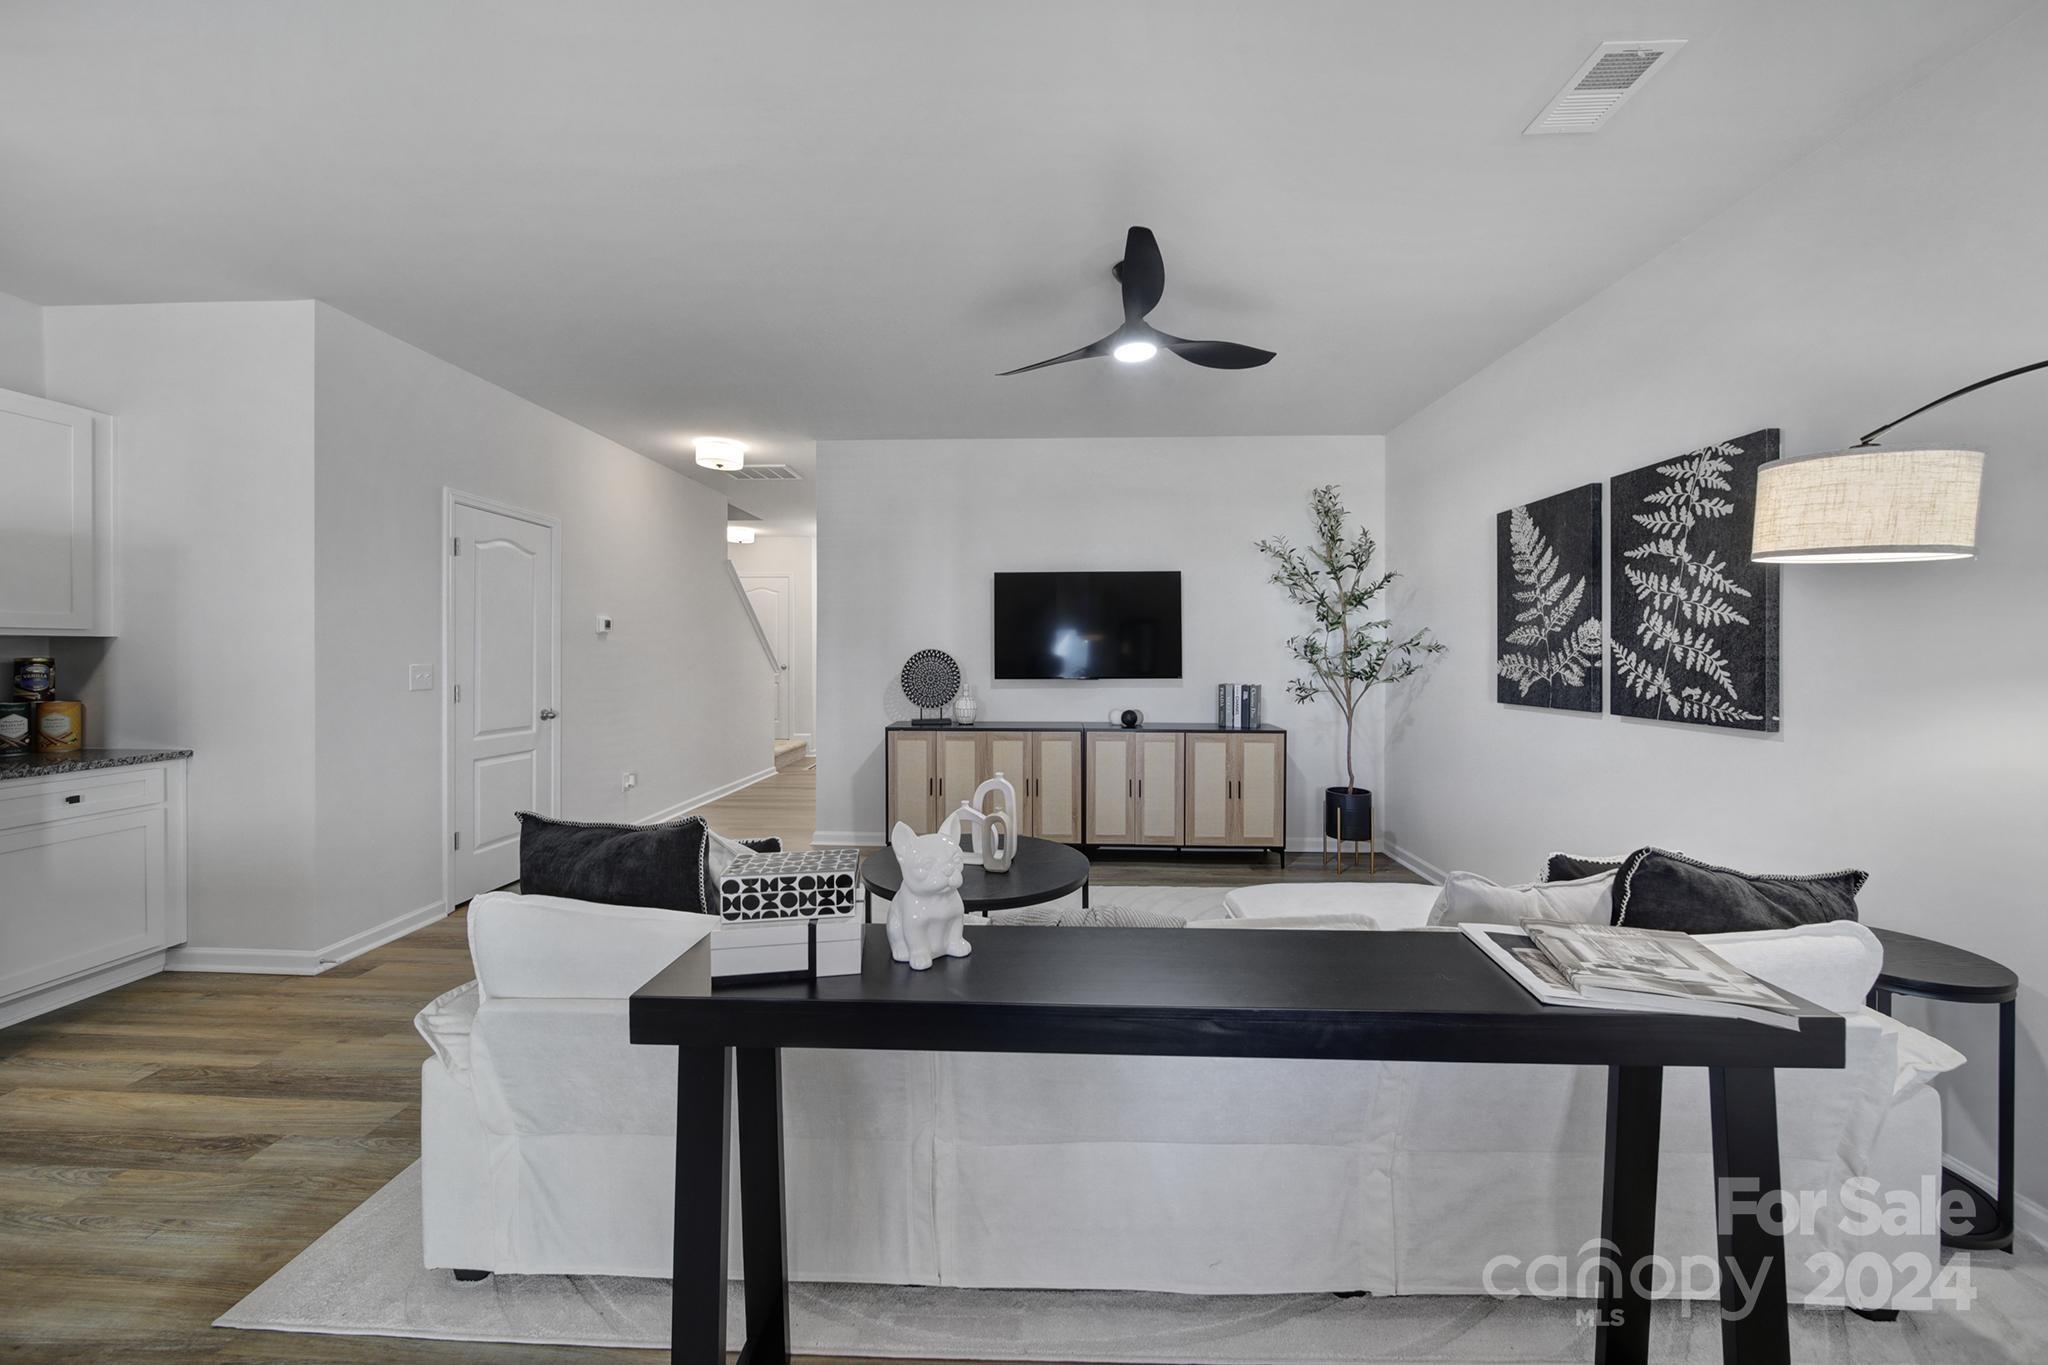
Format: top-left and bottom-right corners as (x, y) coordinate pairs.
(0, 387), (114, 635)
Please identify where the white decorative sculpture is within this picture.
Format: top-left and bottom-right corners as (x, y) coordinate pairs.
(982, 806), (1015, 872)
(886, 822), (972, 969)
(938, 771), (1018, 869)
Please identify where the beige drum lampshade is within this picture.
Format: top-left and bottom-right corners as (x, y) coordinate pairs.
(1752, 447), (1983, 563)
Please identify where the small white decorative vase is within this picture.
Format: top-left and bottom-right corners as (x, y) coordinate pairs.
(954, 688), (980, 725)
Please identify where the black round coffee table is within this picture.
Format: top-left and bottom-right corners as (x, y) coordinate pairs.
(1867, 926), (2019, 1252)
(861, 836), (1090, 917)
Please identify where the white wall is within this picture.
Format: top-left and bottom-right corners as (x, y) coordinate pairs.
(0, 287), (42, 397)
(1387, 10), (2048, 1229)
(728, 535), (816, 746)
(311, 304), (772, 951)
(815, 437), (1387, 845)
(42, 302), (321, 954)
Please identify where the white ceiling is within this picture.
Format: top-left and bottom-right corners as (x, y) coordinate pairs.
(0, 0), (2030, 534)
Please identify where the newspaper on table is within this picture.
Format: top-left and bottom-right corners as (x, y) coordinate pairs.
(1462, 919), (1807, 1029)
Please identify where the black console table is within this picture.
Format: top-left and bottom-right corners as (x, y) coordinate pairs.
(630, 926), (1844, 1365)
(1867, 926), (2018, 1252)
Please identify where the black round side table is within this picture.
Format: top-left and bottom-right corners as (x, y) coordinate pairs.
(861, 836), (1091, 919)
(1866, 925), (2019, 1252)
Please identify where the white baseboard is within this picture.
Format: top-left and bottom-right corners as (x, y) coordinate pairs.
(641, 766), (779, 826)
(0, 950), (167, 1028)
(812, 830), (881, 849)
(166, 898), (449, 976)
(164, 945), (329, 975)
(1383, 842), (1446, 885)
(1944, 1155), (2048, 1251)
(314, 898), (454, 967)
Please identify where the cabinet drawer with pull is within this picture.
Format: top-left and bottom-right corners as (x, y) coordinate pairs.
(0, 765), (168, 834)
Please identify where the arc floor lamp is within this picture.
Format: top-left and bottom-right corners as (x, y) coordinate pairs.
(1751, 359), (2047, 564)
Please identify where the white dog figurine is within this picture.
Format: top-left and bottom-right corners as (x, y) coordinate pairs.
(886, 821), (972, 970)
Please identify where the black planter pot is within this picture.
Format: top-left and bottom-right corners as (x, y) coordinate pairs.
(1324, 787), (1372, 842)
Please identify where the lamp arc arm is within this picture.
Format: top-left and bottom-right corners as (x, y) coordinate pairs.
(1856, 359), (2048, 447)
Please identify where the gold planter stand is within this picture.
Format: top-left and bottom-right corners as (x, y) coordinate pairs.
(1321, 809), (1376, 874)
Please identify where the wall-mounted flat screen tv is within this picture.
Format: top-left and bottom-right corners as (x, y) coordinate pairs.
(993, 571), (1182, 680)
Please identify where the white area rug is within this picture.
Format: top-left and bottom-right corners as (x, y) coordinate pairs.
(219, 1164), (2042, 1362)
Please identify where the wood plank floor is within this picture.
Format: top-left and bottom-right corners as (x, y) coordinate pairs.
(0, 766), (1421, 1360)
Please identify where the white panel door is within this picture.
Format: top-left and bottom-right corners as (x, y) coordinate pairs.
(0, 388), (99, 632)
(740, 574), (794, 741)
(450, 501), (558, 902)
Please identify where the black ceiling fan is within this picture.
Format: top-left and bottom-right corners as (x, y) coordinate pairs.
(999, 226), (1276, 375)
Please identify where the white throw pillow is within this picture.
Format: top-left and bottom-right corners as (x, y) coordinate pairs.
(1425, 870), (1615, 928)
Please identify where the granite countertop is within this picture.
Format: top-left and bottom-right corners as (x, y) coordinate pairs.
(0, 748), (194, 780)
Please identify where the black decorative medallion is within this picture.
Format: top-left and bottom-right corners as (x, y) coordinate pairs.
(900, 649), (962, 724)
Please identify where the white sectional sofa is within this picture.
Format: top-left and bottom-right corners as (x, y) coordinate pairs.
(417, 886), (1962, 1310)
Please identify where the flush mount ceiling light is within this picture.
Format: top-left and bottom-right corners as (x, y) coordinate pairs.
(1752, 360), (2045, 564)
(695, 436), (747, 471)
(726, 525), (757, 544)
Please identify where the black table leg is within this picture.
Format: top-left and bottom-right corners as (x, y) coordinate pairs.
(1996, 998), (2016, 1250)
(1709, 1067), (1790, 1365)
(1082, 878), (1090, 909)
(673, 1046), (730, 1364)
(1596, 1065), (1662, 1365)
(736, 1047), (791, 1363)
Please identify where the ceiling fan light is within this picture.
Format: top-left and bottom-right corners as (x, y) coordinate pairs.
(1752, 447), (1983, 563)
(695, 436), (747, 471)
(1112, 340), (1158, 364)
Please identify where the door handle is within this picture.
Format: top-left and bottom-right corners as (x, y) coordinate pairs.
(539, 707), (559, 721)
(64, 794), (82, 804)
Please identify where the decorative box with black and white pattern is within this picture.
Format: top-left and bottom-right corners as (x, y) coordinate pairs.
(718, 847), (861, 923)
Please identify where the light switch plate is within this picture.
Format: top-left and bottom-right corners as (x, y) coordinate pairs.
(408, 664), (434, 692)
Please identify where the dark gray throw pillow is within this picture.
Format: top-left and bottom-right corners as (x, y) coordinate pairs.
(516, 811), (709, 913)
(1542, 852), (1630, 883)
(1614, 848), (1866, 932)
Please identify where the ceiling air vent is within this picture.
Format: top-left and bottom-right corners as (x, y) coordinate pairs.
(725, 463), (803, 481)
(1524, 40), (1686, 135)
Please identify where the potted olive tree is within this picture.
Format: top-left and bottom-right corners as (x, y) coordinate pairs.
(1256, 485), (1443, 852)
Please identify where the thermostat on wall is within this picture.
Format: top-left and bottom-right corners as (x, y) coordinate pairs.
(596, 614), (613, 635)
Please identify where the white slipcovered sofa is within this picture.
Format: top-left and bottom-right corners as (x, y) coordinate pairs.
(418, 887), (1962, 1310)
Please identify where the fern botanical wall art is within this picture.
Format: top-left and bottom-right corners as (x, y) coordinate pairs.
(1496, 483), (1603, 712)
(1608, 429), (1781, 732)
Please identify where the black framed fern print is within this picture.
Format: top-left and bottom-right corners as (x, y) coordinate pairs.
(1497, 482), (1603, 712)
(1608, 429), (1781, 731)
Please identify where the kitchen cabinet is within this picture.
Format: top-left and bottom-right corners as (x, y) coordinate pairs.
(0, 387), (115, 635)
(0, 758), (188, 1027)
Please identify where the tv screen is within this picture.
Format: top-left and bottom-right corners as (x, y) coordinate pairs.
(993, 572), (1182, 680)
